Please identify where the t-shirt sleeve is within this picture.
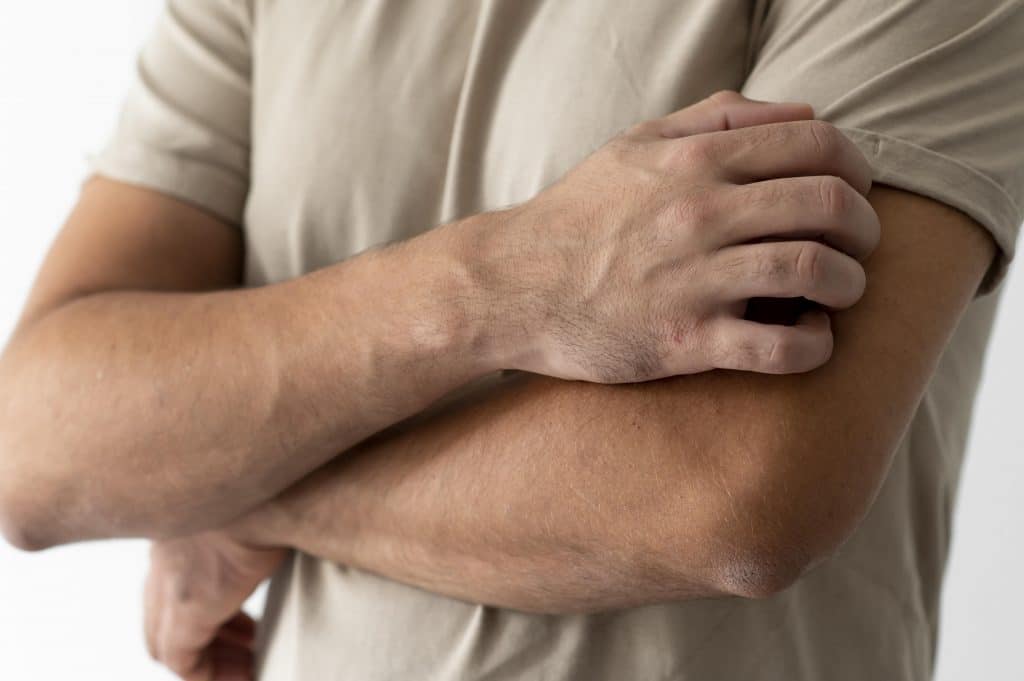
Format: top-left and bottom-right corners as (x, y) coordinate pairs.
(742, 0), (1024, 293)
(89, 0), (252, 225)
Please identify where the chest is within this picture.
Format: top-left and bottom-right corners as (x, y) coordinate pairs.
(242, 0), (754, 284)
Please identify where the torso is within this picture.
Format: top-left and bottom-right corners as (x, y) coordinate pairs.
(241, 2), (1001, 679)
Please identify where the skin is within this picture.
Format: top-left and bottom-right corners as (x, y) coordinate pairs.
(0, 92), (876, 548)
(0, 93), (992, 679)
(146, 184), (993, 681)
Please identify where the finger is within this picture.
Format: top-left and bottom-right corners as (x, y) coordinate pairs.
(161, 595), (218, 680)
(143, 563), (162, 661)
(650, 90), (814, 138)
(710, 241), (867, 309)
(702, 119), (873, 196)
(713, 176), (881, 260)
(208, 639), (254, 681)
(221, 612), (257, 639)
(215, 613), (257, 649)
(711, 307), (833, 374)
(174, 647), (213, 681)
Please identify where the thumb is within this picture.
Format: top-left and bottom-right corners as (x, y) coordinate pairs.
(652, 89), (814, 138)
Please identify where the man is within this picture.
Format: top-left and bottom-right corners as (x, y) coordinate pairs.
(0, 0), (1021, 679)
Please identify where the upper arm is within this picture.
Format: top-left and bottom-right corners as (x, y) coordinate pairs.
(743, 0), (1022, 291)
(695, 0), (1023, 592)
(18, 0), (253, 327)
(18, 178), (243, 330)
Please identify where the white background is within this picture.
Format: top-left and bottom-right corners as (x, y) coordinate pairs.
(0, 3), (1021, 679)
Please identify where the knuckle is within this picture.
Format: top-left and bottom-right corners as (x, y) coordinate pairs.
(669, 188), (717, 229)
(669, 134), (717, 168)
(708, 327), (747, 368)
(730, 333), (777, 371)
(764, 330), (798, 373)
(706, 90), (744, 127)
(804, 119), (842, 158)
(709, 89), (743, 104)
(605, 131), (641, 157)
(625, 119), (657, 139)
(794, 242), (826, 286)
(816, 175), (850, 218)
(595, 133), (646, 171)
(748, 181), (785, 211)
(751, 247), (794, 282)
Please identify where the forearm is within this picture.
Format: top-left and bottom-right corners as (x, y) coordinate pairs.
(0, 213), (512, 546)
(239, 369), (787, 613)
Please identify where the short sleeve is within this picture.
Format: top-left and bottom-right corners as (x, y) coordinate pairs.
(89, 0), (252, 225)
(742, 0), (1024, 293)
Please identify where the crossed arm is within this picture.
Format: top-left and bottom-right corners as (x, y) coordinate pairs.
(0, 101), (993, 607)
(0, 108), (996, 681)
(231, 185), (993, 608)
(0, 94), (881, 551)
(0, 177), (507, 545)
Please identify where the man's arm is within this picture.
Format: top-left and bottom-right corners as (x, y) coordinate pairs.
(0, 178), (509, 547)
(236, 185), (994, 609)
(0, 95), (877, 550)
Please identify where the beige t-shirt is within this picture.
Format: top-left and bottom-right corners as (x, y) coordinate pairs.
(93, 1), (1024, 679)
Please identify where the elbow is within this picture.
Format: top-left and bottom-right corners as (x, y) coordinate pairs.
(714, 541), (820, 600)
(0, 388), (57, 551)
(0, 446), (216, 550)
(0, 443), (61, 552)
(0, 450), (212, 549)
(0, 463), (181, 551)
(0, 435), (79, 552)
(0, 435), (64, 552)
(0, 485), (58, 553)
(0, 514), (53, 553)
(0, 450), (45, 552)
(706, 452), (876, 600)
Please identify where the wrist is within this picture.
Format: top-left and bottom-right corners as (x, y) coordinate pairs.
(439, 207), (546, 374)
(421, 209), (540, 374)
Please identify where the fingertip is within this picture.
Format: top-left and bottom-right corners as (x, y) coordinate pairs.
(780, 101), (815, 119)
(796, 306), (832, 329)
(842, 137), (875, 197)
(733, 93), (812, 114)
(801, 308), (835, 367)
(855, 170), (874, 198)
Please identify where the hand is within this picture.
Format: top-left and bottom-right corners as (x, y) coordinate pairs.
(144, 531), (287, 681)
(488, 90), (880, 382)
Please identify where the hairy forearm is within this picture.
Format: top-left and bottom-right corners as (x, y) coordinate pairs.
(241, 363), (867, 612)
(0, 214), (512, 546)
(239, 369), (745, 612)
(236, 187), (992, 612)
(1, 102), (887, 552)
